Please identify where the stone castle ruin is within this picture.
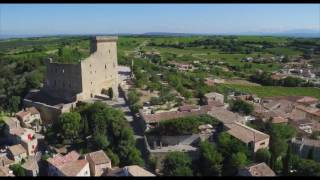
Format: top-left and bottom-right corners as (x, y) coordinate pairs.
(24, 36), (119, 124)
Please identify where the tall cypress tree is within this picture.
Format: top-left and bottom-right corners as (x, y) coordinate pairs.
(282, 145), (292, 176)
(307, 147), (315, 160)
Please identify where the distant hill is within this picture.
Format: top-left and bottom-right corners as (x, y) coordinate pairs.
(1, 29), (319, 40)
(142, 32), (199, 36)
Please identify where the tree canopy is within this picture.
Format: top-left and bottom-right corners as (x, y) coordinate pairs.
(162, 151), (193, 176)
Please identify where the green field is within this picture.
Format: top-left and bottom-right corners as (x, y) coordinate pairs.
(215, 84), (320, 99)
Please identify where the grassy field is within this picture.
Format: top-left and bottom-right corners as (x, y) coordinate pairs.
(215, 83), (320, 99)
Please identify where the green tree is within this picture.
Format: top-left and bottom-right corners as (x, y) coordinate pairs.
(77, 102), (143, 167)
(282, 144), (292, 176)
(127, 89), (140, 105)
(199, 141), (223, 176)
(307, 147), (315, 160)
(229, 152), (247, 175)
(127, 148), (144, 166)
(106, 149), (120, 166)
(8, 96), (20, 115)
(58, 47), (63, 57)
(269, 134), (287, 170)
(94, 132), (109, 150)
(162, 152), (193, 176)
(230, 99), (253, 115)
(255, 148), (271, 165)
(291, 155), (320, 176)
(58, 112), (82, 142)
(25, 70), (43, 90)
(83, 116), (89, 136)
(9, 164), (25, 176)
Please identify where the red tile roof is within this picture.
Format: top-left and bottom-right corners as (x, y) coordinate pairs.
(47, 150), (80, 168)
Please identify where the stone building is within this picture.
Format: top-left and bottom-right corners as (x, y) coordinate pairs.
(23, 36), (119, 124)
(85, 150), (111, 176)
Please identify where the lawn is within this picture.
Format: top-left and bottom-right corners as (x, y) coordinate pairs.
(214, 83), (320, 99)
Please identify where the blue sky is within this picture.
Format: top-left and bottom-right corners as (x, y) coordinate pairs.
(0, 4), (319, 35)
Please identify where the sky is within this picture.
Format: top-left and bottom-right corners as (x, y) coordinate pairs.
(0, 4), (319, 35)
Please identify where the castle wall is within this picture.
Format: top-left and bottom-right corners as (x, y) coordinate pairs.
(43, 62), (82, 102)
(80, 37), (118, 100)
(23, 99), (64, 125)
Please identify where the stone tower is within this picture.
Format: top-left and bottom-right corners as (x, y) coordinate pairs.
(42, 36), (119, 102)
(80, 36), (119, 100)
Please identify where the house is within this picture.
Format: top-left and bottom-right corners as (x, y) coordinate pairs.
(296, 96), (319, 107)
(294, 105), (320, 121)
(140, 105), (214, 131)
(291, 137), (320, 162)
(16, 107), (42, 133)
(233, 94), (261, 104)
(0, 156), (15, 168)
(47, 150), (90, 176)
(203, 92), (224, 106)
(238, 162), (275, 176)
(85, 150), (111, 176)
(224, 122), (270, 153)
(104, 165), (155, 177)
(0, 166), (14, 177)
(271, 73), (287, 80)
(2, 117), (39, 156)
(207, 106), (245, 125)
(21, 156), (39, 176)
(7, 144), (27, 163)
(271, 116), (288, 124)
(19, 128), (38, 156)
(2, 116), (23, 144)
(289, 119), (313, 134)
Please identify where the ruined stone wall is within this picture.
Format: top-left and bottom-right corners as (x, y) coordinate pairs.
(43, 61), (82, 102)
(23, 99), (75, 125)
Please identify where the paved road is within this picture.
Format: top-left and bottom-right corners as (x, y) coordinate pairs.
(105, 93), (150, 168)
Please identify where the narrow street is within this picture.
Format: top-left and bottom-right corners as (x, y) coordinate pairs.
(106, 90), (150, 169)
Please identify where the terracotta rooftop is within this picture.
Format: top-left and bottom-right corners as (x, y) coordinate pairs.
(8, 144), (27, 156)
(25, 107), (40, 115)
(297, 96), (318, 105)
(104, 166), (155, 177)
(3, 117), (20, 129)
(295, 105), (320, 117)
(225, 122), (270, 143)
(0, 156), (14, 167)
(207, 106), (244, 124)
(262, 101), (280, 110)
(22, 157), (38, 171)
(47, 150), (80, 168)
(85, 150), (111, 165)
(271, 116), (288, 124)
(16, 111), (30, 119)
(0, 166), (13, 177)
(59, 159), (88, 176)
(125, 165), (155, 177)
(240, 163), (275, 176)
